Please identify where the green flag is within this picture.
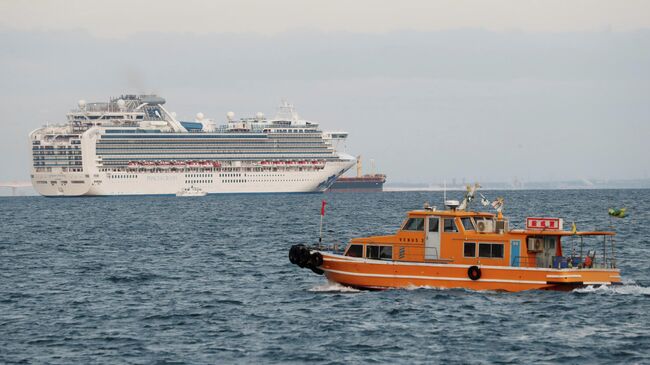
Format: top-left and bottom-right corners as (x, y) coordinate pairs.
(608, 208), (627, 218)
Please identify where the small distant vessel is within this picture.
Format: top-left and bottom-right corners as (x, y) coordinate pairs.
(328, 156), (386, 192)
(290, 186), (622, 292)
(176, 186), (207, 197)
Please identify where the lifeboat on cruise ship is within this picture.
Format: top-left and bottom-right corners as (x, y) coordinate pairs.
(212, 161), (222, 168)
(173, 161), (186, 167)
(188, 161), (200, 167)
(200, 161), (212, 167)
(127, 161), (139, 168)
(289, 190), (623, 292)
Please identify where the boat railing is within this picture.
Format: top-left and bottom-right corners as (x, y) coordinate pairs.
(563, 234), (618, 269)
(513, 256), (538, 267)
(513, 254), (617, 270)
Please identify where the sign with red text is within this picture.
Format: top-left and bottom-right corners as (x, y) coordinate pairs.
(526, 217), (563, 230)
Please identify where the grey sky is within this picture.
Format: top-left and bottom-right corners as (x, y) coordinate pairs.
(2, 0), (650, 37)
(1, 1), (649, 184)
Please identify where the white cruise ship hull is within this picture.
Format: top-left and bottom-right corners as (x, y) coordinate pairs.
(31, 159), (354, 196)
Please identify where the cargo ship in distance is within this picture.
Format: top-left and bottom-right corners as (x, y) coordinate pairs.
(328, 156), (386, 192)
(30, 95), (356, 196)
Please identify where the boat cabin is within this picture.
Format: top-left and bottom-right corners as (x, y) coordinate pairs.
(343, 209), (616, 269)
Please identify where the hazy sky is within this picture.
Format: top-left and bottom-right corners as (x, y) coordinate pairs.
(1, 1), (649, 184)
(3, 0), (650, 37)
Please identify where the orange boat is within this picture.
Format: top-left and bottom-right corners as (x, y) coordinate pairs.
(289, 197), (621, 292)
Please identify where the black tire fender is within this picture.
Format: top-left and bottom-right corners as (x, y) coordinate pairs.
(288, 245), (299, 264)
(468, 266), (481, 281)
(310, 267), (324, 275)
(311, 252), (324, 267)
(297, 246), (310, 268)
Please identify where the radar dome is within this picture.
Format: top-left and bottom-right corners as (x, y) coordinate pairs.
(116, 99), (126, 109)
(78, 99), (86, 109)
(196, 112), (204, 121)
(226, 111), (235, 121)
(256, 112), (264, 119)
(171, 112), (177, 118)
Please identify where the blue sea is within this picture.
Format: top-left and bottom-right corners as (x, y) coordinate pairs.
(1, 190), (649, 364)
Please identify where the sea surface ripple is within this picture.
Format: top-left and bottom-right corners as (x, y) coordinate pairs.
(1, 190), (649, 364)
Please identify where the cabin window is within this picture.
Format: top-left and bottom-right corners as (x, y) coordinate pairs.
(345, 244), (363, 257)
(461, 217), (475, 231)
(464, 242), (476, 257)
(428, 217), (439, 232)
(478, 243), (504, 258)
(366, 245), (393, 260)
(402, 218), (425, 231)
(443, 218), (458, 233)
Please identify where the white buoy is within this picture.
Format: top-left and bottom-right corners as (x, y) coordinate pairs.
(226, 111), (235, 121)
(196, 112), (204, 121)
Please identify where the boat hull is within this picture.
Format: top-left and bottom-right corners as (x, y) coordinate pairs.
(31, 159), (354, 197)
(319, 253), (622, 292)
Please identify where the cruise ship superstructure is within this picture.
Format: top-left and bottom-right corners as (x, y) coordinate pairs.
(30, 95), (355, 196)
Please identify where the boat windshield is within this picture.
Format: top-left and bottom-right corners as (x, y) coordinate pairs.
(461, 217), (475, 231)
(402, 218), (424, 231)
(345, 244), (363, 257)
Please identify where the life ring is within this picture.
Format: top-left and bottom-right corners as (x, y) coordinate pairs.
(468, 266), (481, 281)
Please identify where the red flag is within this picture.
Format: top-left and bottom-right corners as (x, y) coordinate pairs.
(321, 200), (327, 216)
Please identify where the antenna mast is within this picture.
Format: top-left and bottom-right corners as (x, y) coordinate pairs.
(443, 179), (447, 203)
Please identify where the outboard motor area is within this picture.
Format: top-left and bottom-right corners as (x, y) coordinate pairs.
(289, 244), (324, 275)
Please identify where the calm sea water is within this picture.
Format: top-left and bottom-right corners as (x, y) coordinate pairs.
(1, 190), (649, 364)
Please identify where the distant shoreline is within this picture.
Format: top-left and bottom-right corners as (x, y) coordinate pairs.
(2, 186), (650, 197)
(384, 186), (650, 192)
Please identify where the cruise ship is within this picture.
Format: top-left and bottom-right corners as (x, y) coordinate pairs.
(29, 95), (355, 196)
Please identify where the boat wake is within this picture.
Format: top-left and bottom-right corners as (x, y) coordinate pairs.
(309, 281), (360, 293)
(403, 284), (448, 291)
(573, 282), (650, 296)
